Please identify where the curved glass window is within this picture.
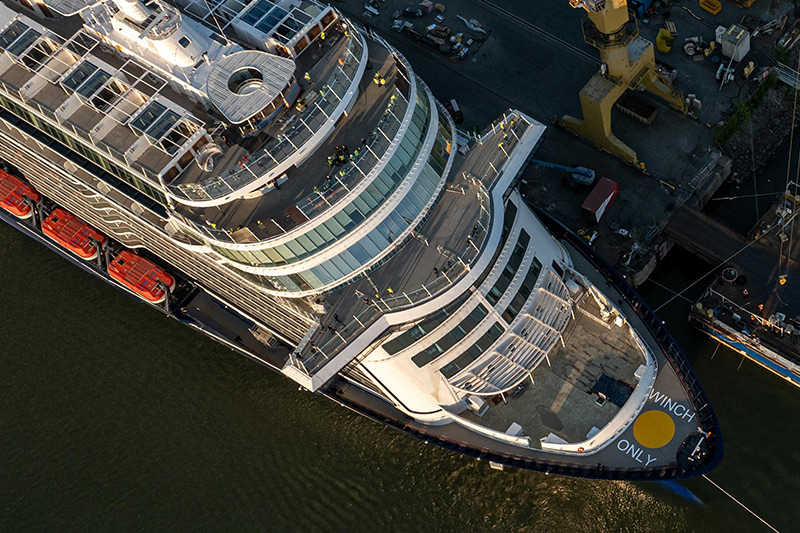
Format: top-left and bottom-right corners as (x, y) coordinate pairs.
(440, 322), (505, 379)
(486, 230), (530, 305)
(502, 258), (542, 323)
(274, 141), (449, 292)
(211, 84), (434, 268)
(411, 304), (489, 367)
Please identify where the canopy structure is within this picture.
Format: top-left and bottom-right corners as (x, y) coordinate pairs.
(206, 50), (295, 124)
(40, 0), (95, 16)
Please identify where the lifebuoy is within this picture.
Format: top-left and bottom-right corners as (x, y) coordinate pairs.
(577, 447), (585, 453)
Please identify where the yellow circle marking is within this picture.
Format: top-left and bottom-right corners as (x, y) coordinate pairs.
(633, 410), (675, 449)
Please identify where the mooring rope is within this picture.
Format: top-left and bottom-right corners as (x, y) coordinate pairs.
(702, 475), (780, 533)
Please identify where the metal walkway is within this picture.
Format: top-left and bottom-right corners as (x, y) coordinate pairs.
(775, 63), (800, 90)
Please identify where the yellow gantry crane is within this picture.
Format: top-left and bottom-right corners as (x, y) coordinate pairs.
(562, 0), (688, 167)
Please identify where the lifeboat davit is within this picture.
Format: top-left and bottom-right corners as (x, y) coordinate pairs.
(108, 250), (176, 303)
(42, 208), (106, 260)
(0, 169), (39, 220)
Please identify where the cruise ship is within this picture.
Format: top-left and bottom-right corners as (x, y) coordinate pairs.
(0, 0), (722, 478)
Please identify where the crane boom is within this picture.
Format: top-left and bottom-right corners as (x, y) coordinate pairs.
(529, 159), (596, 185)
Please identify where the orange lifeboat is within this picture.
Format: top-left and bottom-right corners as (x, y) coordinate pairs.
(108, 250), (176, 303)
(0, 168), (40, 220)
(42, 208), (106, 260)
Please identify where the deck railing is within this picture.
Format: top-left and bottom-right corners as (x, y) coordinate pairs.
(169, 32), (366, 202)
(324, 210), (724, 478)
(296, 111), (533, 376)
(530, 207), (724, 472)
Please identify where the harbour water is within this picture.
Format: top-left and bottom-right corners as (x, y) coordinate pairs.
(3, 145), (800, 532)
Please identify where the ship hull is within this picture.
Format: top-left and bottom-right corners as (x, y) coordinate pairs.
(1, 199), (724, 480)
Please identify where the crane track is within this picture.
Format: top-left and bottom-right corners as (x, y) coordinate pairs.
(467, 0), (601, 67)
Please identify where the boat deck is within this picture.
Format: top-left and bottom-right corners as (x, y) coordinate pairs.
(297, 119), (527, 372)
(184, 291), (290, 370)
(176, 38), (400, 238)
(461, 290), (645, 445)
(332, 237), (712, 476)
(173, 29), (359, 191)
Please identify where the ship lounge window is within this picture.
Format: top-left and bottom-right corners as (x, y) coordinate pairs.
(502, 258), (542, 324)
(255, 6), (289, 34)
(274, 8), (310, 42)
(440, 322), (505, 379)
(502, 201), (517, 239)
(0, 21), (29, 52)
(147, 110), (180, 141)
(61, 61), (98, 92)
(22, 39), (56, 71)
(411, 304), (489, 367)
(241, 0), (271, 25)
(92, 80), (127, 112)
(76, 70), (111, 99)
(486, 230), (530, 305)
(5, 28), (39, 58)
(161, 120), (199, 155)
(130, 101), (167, 133)
(384, 295), (471, 356)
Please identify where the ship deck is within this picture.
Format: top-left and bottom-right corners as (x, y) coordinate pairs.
(460, 290), (644, 446)
(296, 118), (527, 371)
(175, 37), (401, 238)
(299, 161), (484, 369)
(0, 201), (718, 478)
(172, 28), (361, 189)
(331, 237), (714, 476)
(0, 1), (369, 189)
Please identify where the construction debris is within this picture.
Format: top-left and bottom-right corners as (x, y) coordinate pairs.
(778, 20), (800, 51)
(457, 15), (487, 36)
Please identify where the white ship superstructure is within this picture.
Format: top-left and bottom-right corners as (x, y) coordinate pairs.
(0, 0), (720, 478)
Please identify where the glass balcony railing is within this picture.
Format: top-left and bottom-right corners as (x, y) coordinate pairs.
(169, 33), (365, 202)
(294, 110), (532, 376)
(295, 89), (408, 220)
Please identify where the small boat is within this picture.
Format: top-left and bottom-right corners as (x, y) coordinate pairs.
(0, 169), (39, 220)
(108, 250), (176, 303)
(42, 208), (106, 260)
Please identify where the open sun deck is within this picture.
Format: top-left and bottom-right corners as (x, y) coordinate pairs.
(460, 286), (646, 447)
(292, 114), (529, 374)
(169, 25), (363, 195)
(174, 36), (410, 242)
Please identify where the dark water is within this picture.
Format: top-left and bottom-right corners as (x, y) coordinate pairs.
(3, 147), (800, 532)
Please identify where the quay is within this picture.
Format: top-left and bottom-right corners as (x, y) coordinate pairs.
(663, 205), (753, 267)
(683, 188), (800, 385)
(340, 0), (797, 287)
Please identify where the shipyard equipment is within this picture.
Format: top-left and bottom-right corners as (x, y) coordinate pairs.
(529, 159), (596, 186)
(562, 0), (688, 167)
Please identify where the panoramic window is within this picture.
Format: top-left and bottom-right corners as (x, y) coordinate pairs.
(440, 322), (505, 379)
(502, 258), (542, 323)
(411, 304), (489, 367)
(486, 230), (530, 305)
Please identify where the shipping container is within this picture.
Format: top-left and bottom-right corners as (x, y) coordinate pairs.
(581, 177), (619, 224)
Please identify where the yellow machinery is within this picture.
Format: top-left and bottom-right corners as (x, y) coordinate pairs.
(656, 28), (675, 53)
(562, 0), (688, 166)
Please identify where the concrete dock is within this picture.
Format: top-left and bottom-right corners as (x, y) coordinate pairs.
(338, 0), (795, 285)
